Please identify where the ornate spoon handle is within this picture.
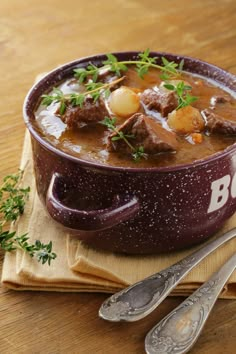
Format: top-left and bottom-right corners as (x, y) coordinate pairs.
(99, 228), (236, 322)
(145, 253), (236, 354)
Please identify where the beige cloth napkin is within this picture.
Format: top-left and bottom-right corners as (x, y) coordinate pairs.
(1, 131), (236, 298)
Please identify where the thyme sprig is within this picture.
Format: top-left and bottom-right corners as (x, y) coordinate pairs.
(135, 49), (158, 79)
(42, 76), (124, 111)
(101, 117), (147, 162)
(101, 49), (183, 80)
(42, 88), (67, 115)
(74, 63), (100, 83)
(102, 53), (129, 76)
(0, 171), (57, 265)
(160, 57), (184, 81)
(164, 81), (198, 110)
(73, 49), (183, 84)
(41, 50), (185, 113)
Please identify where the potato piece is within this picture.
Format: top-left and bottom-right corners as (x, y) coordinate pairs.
(109, 86), (140, 117)
(167, 106), (205, 134)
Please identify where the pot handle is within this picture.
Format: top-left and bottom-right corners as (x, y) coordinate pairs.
(46, 173), (140, 231)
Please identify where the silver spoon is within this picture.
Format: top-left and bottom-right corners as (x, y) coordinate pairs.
(99, 228), (236, 322)
(145, 252), (236, 354)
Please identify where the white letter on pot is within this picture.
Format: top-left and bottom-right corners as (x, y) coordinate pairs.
(230, 173), (236, 198)
(207, 175), (231, 213)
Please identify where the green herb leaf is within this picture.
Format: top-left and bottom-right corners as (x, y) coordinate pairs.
(163, 84), (175, 90)
(41, 88), (66, 115)
(178, 59), (185, 71)
(132, 146), (147, 162)
(138, 48), (157, 65)
(0, 172), (29, 222)
(103, 54), (128, 76)
(73, 68), (87, 83)
(70, 93), (85, 107)
(136, 64), (150, 79)
(0, 171), (57, 265)
(41, 95), (55, 106)
(160, 57), (179, 80)
(85, 81), (104, 101)
(100, 116), (117, 130)
(161, 57), (178, 72)
(73, 63), (100, 83)
(41, 76), (124, 112)
(104, 88), (111, 98)
(59, 101), (67, 115)
(177, 93), (198, 109)
(183, 85), (192, 91)
(164, 81), (198, 109)
(101, 117), (145, 162)
(85, 82), (104, 91)
(40, 50), (184, 113)
(135, 49), (158, 79)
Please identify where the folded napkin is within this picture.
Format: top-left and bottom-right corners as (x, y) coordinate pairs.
(1, 131), (236, 298)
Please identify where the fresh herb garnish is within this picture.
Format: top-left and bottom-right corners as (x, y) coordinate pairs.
(102, 49), (183, 80)
(70, 93), (85, 108)
(100, 117), (146, 162)
(41, 50), (185, 112)
(74, 49), (182, 84)
(41, 77), (124, 113)
(73, 63), (100, 83)
(164, 81), (198, 109)
(135, 48), (158, 78)
(160, 57), (184, 81)
(85, 82), (109, 102)
(41, 88), (67, 115)
(42, 49), (187, 115)
(132, 146), (146, 162)
(102, 53), (129, 76)
(0, 171), (57, 265)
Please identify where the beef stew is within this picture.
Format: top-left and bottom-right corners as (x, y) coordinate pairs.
(35, 54), (236, 168)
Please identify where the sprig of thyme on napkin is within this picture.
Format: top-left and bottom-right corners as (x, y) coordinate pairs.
(0, 171), (57, 265)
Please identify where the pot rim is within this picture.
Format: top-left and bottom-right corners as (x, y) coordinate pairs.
(23, 50), (236, 174)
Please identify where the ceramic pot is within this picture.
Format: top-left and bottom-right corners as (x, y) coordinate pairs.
(23, 51), (236, 254)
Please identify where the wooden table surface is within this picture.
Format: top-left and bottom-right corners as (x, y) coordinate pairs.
(0, 0), (235, 353)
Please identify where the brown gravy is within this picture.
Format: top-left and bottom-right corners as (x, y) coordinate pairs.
(35, 67), (236, 168)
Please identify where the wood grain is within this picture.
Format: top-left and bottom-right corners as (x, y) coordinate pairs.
(0, 0), (235, 353)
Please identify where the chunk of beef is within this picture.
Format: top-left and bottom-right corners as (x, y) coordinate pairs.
(62, 97), (109, 128)
(107, 113), (178, 154)
(210, 95), (232, 105)
(202, 109), (236, 135)
(141, 88), (178, 117)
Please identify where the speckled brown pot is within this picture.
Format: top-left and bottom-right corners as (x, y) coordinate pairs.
(23, 52), (236, 254)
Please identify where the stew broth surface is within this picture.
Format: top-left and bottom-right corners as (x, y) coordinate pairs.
(35, 67), (236, 168)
